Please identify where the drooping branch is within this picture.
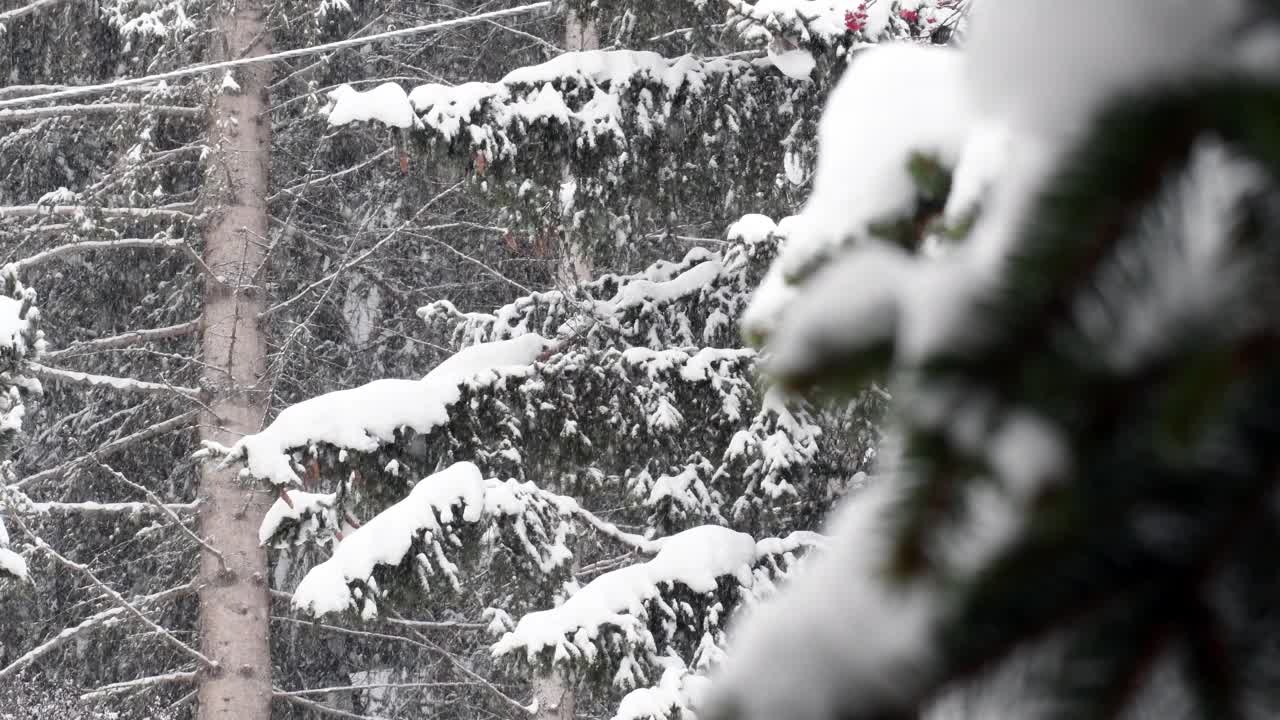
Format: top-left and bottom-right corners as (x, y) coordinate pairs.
(259, 200), (463, 320)
(44, 319), (200, 360)
(534, 488), (660, 553)
(12, 410), (200, 489)
(278, 680), (486, 697)
(96, 462), (225, 572)
(0, 84), (160, 99)
(381, 604), (536, 716)
(18, 525), (216, 672)
(0, 583), (194, 680)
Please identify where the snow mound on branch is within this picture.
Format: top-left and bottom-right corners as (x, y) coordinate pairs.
(493, 525), (761, 662)
(291, 462), (486, 616)
(714, 2), (1263, 719)
(258, 490), (336, 545)
(706, 481), (938, 720)
(0, 296), (31, 356)
(0, 547), (26, 580)
(228, 334), (551, 486)
(767, 44), (817, 81)
(614, 663), (710, 720)
(325, 82), (416, 128)
(501, 50), (729, 93)
(778, 43), (970, 279)
(335, 51), (749, 143)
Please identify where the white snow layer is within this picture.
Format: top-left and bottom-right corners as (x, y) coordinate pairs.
(228, 334), (551, 486)
(326, 82), (416, 128)
(705, 481), (937, 720)
(614, 664), (710, 720)
(328, 50), (748, 139)
(0, 547), (26, 579)
(778, 43), (970, 280)
(0, 295), (30, 355)
(258, 490), (337, 545)
(291, 462), (486, 616)
(493, 526), (821, 662)
(714, 2), (1271, 720)
(0, 513), (26, 579)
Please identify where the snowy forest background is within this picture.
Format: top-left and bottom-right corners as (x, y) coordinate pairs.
(7, 0), (1280, 719)
(0, 0), (936, 717)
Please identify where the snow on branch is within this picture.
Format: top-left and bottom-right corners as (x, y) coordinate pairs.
(324, 48), (818, 244)
(423, 236), (773, 351)
(0, 3), (553, 111)
(4, 238), (189, 274)
(0, 271), (44, 471)
(0, 102), (202, 123)
(0, 204), (194, 221)
(285, 462), (573, 618)
(26, 499), (199, 515)
(43, 318), (200, 359)
(325, 50), (755, 146)
(25, 362), (201, 399)
(13, 410), (199, 490)
(0, 542), (26, 581)
(224, 334), (551, 486)
(0, 583), (193, 680)
(613, 659), (709, 720)
(492, 526), (822, 668)
(0, 0), (71, 26)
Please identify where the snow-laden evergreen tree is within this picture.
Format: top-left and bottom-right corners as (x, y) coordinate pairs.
(2, 1), (564, 716)
(0, 268), (43, 581)
(706, 0), (1280, 718)
(212, 2), (967, 718)
(1, 0), (961, 717)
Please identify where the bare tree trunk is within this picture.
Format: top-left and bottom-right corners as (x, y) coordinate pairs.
(533, 670), (577, 720)
(556, 10), (600, 290)
(196, 1), (273, 718)
(533, 13), (598, 720)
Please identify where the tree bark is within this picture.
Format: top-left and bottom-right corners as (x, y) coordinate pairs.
(533, 13), (598, 720)
(533, 669), (577, 720)
(196, 1), (274, 718)
(556, 10), (600, 289)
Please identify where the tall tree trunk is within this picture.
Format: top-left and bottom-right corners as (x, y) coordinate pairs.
(534, 13), (598, 720)
(556, 10), (600, 290)
(196, 1), (273, 718)
(533, 671), (577, 720)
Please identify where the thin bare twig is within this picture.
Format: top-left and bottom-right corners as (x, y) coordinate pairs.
(0, 583), (194, 680)
(80, 670), (197, 701)
(96, 461), (225, 572)
(13, 410), (199, 490)
(14, 520), (216, 672)
(274, 690), (390, 720)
